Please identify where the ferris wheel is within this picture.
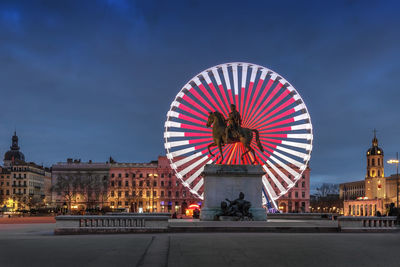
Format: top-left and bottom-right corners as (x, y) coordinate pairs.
(164, 62), (313, 208)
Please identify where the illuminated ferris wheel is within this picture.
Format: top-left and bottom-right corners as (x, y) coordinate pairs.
(164, 62), (313, 208)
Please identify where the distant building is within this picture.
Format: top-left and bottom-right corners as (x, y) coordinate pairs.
(0, 132), (51, 210)
(108, 156), (200, 214)
(51, 159), (110, 210)
(340, 132), (399, 216)
(51, 156), (200, 215)
(276, 167), (310, 213)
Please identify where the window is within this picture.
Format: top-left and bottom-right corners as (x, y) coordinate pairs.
(168, 191), (172, 197)
(146, 180), (150, 187)
(161, 174), (164, 178)
(302, 175), (305, 179)
(110, 201), (115, 206)
(169, 173), (172, 178)
(23, 189), (26, 194)
(132, 181), (136, 187)
(368, 159), (370, 166)
(125, 191), (129, 197)
(125, 201), (129, 206)
(183, 191), (186, 197)
(139, 181), (143, 187)
(118, 173), (122, 178)
(111, 181), (115, 187)
(301, 182), (305, 188)
(139, 191), (143, 197)
(176, 181), (179, 186)
(147, 173), (150, 178)
(125, 181), (129, 187)
(372, 159), (375, 166)
(111, 173), (115, 178)
(161, 191), (165, 197)
(378, 158), (380, 166)
(132, 173), (136, 178)
(161, 181), (164, 187)
(139, 173), (143, 178)
(6, 190), (9, 195)
(302, 192), (305, 198)
(153, 181), (157, 187)
(118, 181), (122, 187)
(175, 191), (179, 197)
(118, 201), (122, 206)
(295, 192), (298, 198)
(146, 191), (150, 197)
(132, 191), (136, 197)
(288, 192), (292, 198)
(153, 191), (157, 197)
(118, 191), (122, 197)
(24, 174), (26, 178)
(168, 181), (172, 187)
(378, 170), (381, 177)
(295, 183), (298, 188)
(125, 173), (129, 178)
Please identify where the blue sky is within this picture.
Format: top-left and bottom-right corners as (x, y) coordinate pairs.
(0, 0), (399, 188)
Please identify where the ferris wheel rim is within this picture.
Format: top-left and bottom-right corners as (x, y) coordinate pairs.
(164, 62), (313, 203)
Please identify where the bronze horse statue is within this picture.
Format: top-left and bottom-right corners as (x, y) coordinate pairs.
(206, 111), (264, 164)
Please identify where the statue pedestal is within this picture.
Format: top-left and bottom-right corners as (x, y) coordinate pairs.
(200, 164), (267, 221)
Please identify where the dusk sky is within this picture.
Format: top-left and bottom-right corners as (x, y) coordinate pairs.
(0, 0), (399, 188)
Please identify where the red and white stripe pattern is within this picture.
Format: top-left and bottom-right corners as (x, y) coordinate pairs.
(164, 62), (313, 203)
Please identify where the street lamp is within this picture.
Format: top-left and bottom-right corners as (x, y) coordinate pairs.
(387, 152), (399, 208)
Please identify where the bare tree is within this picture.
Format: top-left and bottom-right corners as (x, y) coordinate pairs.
(316, 183), (339, 197)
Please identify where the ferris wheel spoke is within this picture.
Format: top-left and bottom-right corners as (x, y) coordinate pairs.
(180, 93), (209, 115)
(232, 63), (239, 108)
(244, 74), (278, 125)
(193, 77), (225, 115)
(178, 156), (210, 177)
(242, 66), (257, 123)
(211, 68), (231, 114)
(263, 165), (286, 194)
(221, 64), (235, 105)
(269, 155), (300, 179)
(247, 81), (284, 127)
(187, 85), (215, 112)
(167, 111), (206, 126)
(192, 178), (204, 194)
(275, 145), (309, 161)
(251, 101), (307, 130)
(243, 70), (269, 125)
(266, 160), (293, 186)
(262, 175), (278, 200)
(171, 101), (209, 121)
(200, 71), (229, 116)
(239, 64), (249, 116)
(272, 150), (303, 169)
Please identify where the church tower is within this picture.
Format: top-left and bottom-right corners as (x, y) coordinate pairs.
(365, 130), (385, 199)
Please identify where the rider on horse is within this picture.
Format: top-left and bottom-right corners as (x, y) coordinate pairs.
(225, 104), (242, 143)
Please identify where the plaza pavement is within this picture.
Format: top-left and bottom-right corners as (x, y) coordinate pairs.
(0, 222), (400, 267)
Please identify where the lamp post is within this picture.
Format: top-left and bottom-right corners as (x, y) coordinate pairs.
(387, 152), (399, 208)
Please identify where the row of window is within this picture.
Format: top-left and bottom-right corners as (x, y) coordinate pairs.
(0, 175), (10, 179)
(110, 200), (181, 208)
(110, 180), (180, 187)
(111, 173), (173, 178)
(287, 191), (306, 198)
(110, 190), (186, 198)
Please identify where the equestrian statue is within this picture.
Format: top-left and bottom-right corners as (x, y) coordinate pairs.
(206, 104), (264, 164)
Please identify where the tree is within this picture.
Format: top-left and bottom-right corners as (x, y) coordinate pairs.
(51, 175), (77, 212)
(316, 183), (339, 198)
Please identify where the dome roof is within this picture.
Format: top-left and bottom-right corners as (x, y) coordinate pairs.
(4, 150), (25, 161)
(366, 132), (384, 156)
(4, 131), (25, 162)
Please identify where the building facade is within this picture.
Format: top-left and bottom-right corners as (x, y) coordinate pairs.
(0, 132), (51, 210)
(340, 133), (400, 216)
(51, 159), (110, 211)
(108, 156), (200, 214)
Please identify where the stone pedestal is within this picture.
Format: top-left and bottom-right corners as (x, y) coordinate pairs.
(200, 164), (267, 221)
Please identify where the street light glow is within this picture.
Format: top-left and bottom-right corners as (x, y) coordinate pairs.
(387, 159), (399, 164)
